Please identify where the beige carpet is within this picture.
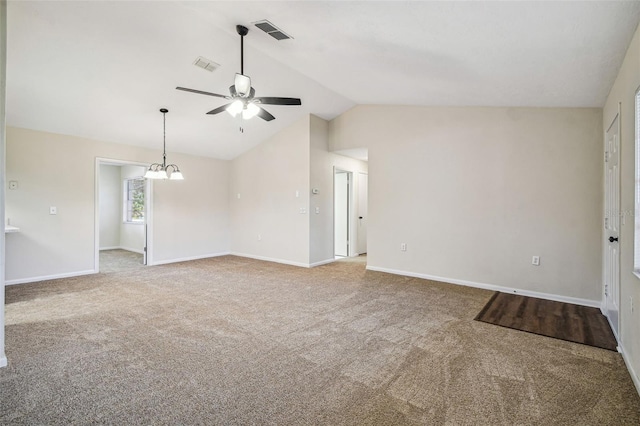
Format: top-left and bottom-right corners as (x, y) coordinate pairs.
(2, 255), (639, 424)
(99, 249), (145, 273)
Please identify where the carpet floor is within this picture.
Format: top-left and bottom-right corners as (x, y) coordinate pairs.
(2, 256), (639, 424)
(99, 249), (145, 273)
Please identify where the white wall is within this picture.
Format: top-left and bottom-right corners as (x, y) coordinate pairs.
(309, 114), (368, 264)
(119, 165), (145, 253)
(98, 164), (121, 249)
(230, 115), (311, 266)
(329, 106), (603, 303)
(5, 127), (230, 283)
(604, 21), (640, 392)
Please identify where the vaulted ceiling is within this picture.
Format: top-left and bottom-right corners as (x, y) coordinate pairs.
(7, 1), (640, 159)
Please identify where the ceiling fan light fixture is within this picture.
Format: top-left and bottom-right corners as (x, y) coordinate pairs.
(243, 102), (260, 120)
(227, 99), (244, 117)
(235, 73), (252, 97)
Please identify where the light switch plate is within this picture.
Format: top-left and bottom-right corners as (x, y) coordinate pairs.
(8, 181), (17, 190)
(49, 206), (57, 215)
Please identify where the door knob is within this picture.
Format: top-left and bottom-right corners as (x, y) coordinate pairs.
(359, 216), (363, 219)
(609, 236), (619, 242)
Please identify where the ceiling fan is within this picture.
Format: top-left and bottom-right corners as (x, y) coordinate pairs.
(176, 25), (302, 122)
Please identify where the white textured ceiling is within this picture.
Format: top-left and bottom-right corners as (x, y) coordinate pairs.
(7, 1), (640, 160)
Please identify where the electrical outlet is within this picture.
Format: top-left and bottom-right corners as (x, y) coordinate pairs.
(299, 207), (307, 214)
(257, 234), (261, 241)
(315, 207), (320, 214)
(400, 243), (407, 252)
(532, 256), (540, 266)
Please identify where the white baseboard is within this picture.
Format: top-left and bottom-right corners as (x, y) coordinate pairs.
(119, 247), (144, 255)
(619, 343), (640, 396)
(0, 355), (6, 368)
(100, 246), (144, 254)
(230, 252), (311, 268)
(5, 269), (97, 286)
(310, 258), (335, 267)
(365, 265), (601, 308)
(152, 252), (230, 266)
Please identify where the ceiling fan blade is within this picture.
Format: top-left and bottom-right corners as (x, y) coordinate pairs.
(176, 87), (228, 99)
(253, 97), (302, 106)
(207, 104), (232, 115)
(256, 106), (275, 121)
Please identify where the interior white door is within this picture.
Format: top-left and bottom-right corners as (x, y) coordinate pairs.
(357, 172), (368, 254)
(334, 171), (349, 257)
(604, 113), (620, 339)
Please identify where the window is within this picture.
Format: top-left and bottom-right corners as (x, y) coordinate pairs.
(123, 177), (145, 223)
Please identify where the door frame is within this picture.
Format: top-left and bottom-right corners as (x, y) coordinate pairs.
(356, 171), (368, 255)
(603, 105), (621, 341)
(94, 157), (154, 271)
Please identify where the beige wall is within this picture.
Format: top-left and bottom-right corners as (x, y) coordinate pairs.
(330, 106), (603, 303)
(5, 127), (230, 282)
(604, 22), (640, 391)
(230, 115), (311, 266)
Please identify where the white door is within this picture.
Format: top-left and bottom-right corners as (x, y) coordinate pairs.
(334, 171), (349, 257)
(357, 172), (368, 254)
(604, 113), (620, 339)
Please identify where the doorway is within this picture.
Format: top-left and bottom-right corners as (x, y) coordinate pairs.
(95, 158), (153, 272)
(604, 112), (620, 339)
(334, 168), (368, 258)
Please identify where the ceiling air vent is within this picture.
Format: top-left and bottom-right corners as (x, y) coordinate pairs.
(193, 56), (220, 72)
(253, 20), (293, 41)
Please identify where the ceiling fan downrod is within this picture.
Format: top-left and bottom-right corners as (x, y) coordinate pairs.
(237, 25), (249, 75)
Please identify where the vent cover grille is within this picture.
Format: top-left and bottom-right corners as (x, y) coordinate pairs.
(193, 56), (219, 72)
(253, 20), (292, 40)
